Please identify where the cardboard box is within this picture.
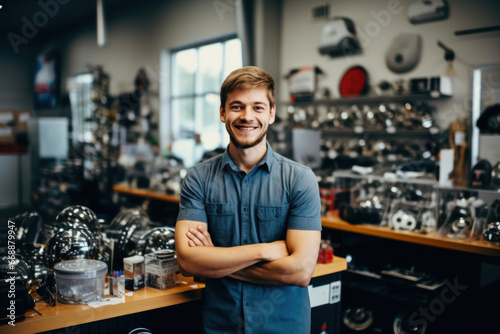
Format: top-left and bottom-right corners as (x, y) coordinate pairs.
(15, 111), (31, 133)
(145, 251), (179, 290)
(0, 111), (15, 126)
(0, 126), (15, 144)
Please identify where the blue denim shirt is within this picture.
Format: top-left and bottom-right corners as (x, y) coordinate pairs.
(177, 143), (321, 334)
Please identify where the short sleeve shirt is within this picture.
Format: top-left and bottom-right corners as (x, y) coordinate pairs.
(177, 143), (322, 334)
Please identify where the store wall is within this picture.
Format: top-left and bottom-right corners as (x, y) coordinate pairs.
(0, 37), (39, 208)
(55, 0), (238, 96)
(279, 0), (500, 128)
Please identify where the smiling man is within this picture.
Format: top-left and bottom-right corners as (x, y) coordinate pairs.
(175, 66), (322, 333)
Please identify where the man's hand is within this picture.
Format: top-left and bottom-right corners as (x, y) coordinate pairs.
(186, 225), (214, 247)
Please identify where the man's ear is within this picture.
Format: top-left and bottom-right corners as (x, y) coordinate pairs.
(220, 105), (226, 123)
(269, 105), (276, 125)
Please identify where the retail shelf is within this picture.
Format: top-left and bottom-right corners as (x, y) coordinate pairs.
(320, 128), (440, 139)
(282, 92), (450, 107)
(332, 170), (438, 186)
(322, 213), (500, 258)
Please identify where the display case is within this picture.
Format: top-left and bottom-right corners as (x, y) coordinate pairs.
(322, 172), (500, 334)
(329, 171), (500, 247)
(329, 171), (438, 234)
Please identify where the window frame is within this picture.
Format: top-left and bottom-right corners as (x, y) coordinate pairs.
(160, 33), (241, 167)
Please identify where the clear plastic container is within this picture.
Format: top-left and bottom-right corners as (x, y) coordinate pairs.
(54, 259), (108, 304)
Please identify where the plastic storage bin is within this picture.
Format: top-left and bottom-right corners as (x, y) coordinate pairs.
(54, 259), (107, 304)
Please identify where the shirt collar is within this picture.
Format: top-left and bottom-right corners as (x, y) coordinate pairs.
(222, 141), (273, 173)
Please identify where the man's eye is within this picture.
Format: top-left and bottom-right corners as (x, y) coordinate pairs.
(231, 105), (242, 110)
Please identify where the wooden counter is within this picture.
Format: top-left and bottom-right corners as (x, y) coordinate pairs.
(322, 214), (500, 258)
(312, 256), (347, 277)
(113, 183), (180, 203)
(1, 276), (204, 334)
(1, 259), (346, 333)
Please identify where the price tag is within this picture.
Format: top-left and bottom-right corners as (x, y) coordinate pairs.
(454, 131), (466, 146)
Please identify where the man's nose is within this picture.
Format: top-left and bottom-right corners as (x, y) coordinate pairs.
(240, 106), (253, 120)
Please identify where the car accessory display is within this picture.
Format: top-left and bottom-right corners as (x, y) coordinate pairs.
(393, 308), (428, 334)
(386, 33), (421, 73)
(286, 66), (323, 102)
(470, 159), (493, 188)
(391, 209), (418, 231)
(318, 17), (361, 58)
(483, 222), (500, 242)
(476, 103), (500, 134)
(491, 161), (500, 189)
(42, 205), (100, 245)
(420, 210), (437, 233)
(339, 203), (382, 225)
(9, 211), (43, 244)
(45, 227), (99, 269)
(135, 227), (176, 256)
(339, 66), (369, 97)
(450, 216), (473, 238)
(343, 306), (374, 331)
(0, 253), (33, 287)
(407, 0), (449, 24)
(438, 199), (474, 239)
(55, 205), (100, 236)
(113, 211), (151, 256)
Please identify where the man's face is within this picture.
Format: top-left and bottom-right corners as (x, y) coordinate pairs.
(220, 88), (275, 149)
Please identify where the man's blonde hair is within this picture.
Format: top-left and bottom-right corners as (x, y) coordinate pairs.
(220, 66), (275, 110)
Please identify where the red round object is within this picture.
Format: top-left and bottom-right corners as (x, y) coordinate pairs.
(339, 66), (369, 97)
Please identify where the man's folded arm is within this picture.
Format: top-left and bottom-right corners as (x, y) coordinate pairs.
(228, 229), (321, 287)
(175, 219), (288, 278)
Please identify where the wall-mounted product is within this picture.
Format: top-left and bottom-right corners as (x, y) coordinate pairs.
(318, 17), (361, 58)
(339, 66), (369, 97)
(385, 33), (421, 73)
(476, 104), (500, 134)
(437, 40), (455, 76)
(407, 0), (449, 24)
(286, 66), (323, 102)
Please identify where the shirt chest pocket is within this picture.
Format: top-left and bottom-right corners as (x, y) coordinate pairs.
(206, 203), (235, 247)
(257, 204), (289, 243)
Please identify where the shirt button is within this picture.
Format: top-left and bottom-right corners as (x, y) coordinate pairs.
(216, 210), (221, 214)
(243, 207), (248, 212)
(246, 302), (249, 306)
(275, 214), (279, 218)
(244, 239), (248, 244)
(244, 180), (248, 183)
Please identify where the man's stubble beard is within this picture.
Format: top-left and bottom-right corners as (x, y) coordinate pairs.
(226, 122), (268, 149)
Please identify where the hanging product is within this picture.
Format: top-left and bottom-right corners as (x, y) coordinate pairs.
(286, 66), (323, 102)
(339, 66), (369, 97)
(318, 17), (361, 58)
(385, 33), (421, 74)
(407, 0), (449, 24)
